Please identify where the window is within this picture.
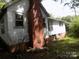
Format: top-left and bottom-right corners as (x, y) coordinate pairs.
(0, 18), (5, 34)
(59, 21), (63, 26)
(15, 13), (24, 27)
(43, 18), (46, 27)
(48, 20), (53, 31)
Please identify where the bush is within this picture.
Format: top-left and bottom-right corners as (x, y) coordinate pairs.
(69, 17), (79, 37)
(0, 2), (5, 8)
(62, 16), (72, 33)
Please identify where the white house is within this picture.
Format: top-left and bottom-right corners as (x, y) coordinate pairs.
(0, 0), (29, 46)
(40, 4), (49, 39)
(48, 18), (66, 35)
(0, 0), (49, 49)
(40, 4), (66, 40)
(0, 0), (66, 52)
(0, 0), (49, 51)
(48, 18), (66, 39)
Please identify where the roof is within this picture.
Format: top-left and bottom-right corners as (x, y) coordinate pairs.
(40, 3), (50, 17)
(48, 17), (65, 23)
(3, 0), (21, 9)
(0, 0), (49, 19)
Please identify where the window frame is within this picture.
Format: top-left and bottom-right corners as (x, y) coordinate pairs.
(59, 21), (63, 26)
(48, 19), (53, 31)
(15, 13), (24, 28)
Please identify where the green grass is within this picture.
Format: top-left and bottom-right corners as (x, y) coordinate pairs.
(59, 36), (79, 44)
(0, 36), (79, 59)
(46, 36), (79, 59)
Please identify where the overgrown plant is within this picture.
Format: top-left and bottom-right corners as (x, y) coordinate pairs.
(69, 16), (79, 37)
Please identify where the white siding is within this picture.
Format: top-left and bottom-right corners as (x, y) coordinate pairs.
(49, 20), (66, 35)
(4, 0), (11, 3)
(41, 9), (49, 38)
(4, 0), (29, 45)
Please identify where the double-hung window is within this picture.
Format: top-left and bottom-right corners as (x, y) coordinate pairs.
(15, 13), (24, 27)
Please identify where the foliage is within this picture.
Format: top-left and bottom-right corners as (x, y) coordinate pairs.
(0, 2), (5, 8)
(64, 0), (79, 16)
(62, 16), (79, 37)
(69, 16), (79, 37)
(64, 0), (79, 7)
(62, 16), (72, 32)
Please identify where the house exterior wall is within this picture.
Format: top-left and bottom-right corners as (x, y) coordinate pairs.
(40, 8), (49, 39)
(56, 32), (66, 40)
(48, 20), (66, 40)
(4, 0), (11, 3)
(6, 0), (29, 45)
(0, 13), (10, 45)
(49, 20), (66, 35)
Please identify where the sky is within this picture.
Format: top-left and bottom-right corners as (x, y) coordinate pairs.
(41, 0), (79, 17)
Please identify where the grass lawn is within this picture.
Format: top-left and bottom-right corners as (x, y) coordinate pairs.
(47, 36), (79, 59)
(0, 36), (79, 59)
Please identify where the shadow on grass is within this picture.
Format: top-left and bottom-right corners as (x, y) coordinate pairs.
(0, 37), (79, 59)
(46, 37), (79, 59)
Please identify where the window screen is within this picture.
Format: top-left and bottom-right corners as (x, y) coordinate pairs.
(15, 13), (24, 27)
(59, 21), (63, 26)
(48, 20), (53, 31)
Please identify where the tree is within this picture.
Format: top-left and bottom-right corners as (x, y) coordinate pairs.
(0, 2), (5, 8)
(27, 0), (44, 49)
(64, 0), (79, 16)
(0, 0), (45, 51)
(53, 0), (79, 16)
(69, 16), (79, 37)
(62, 16), (72, 32)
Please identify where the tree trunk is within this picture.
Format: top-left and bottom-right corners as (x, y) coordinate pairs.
(73, 7), (76, 16)
(28, 0), (44, 49)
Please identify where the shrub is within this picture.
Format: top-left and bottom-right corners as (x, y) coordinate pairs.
(69, 17), (79, 37)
